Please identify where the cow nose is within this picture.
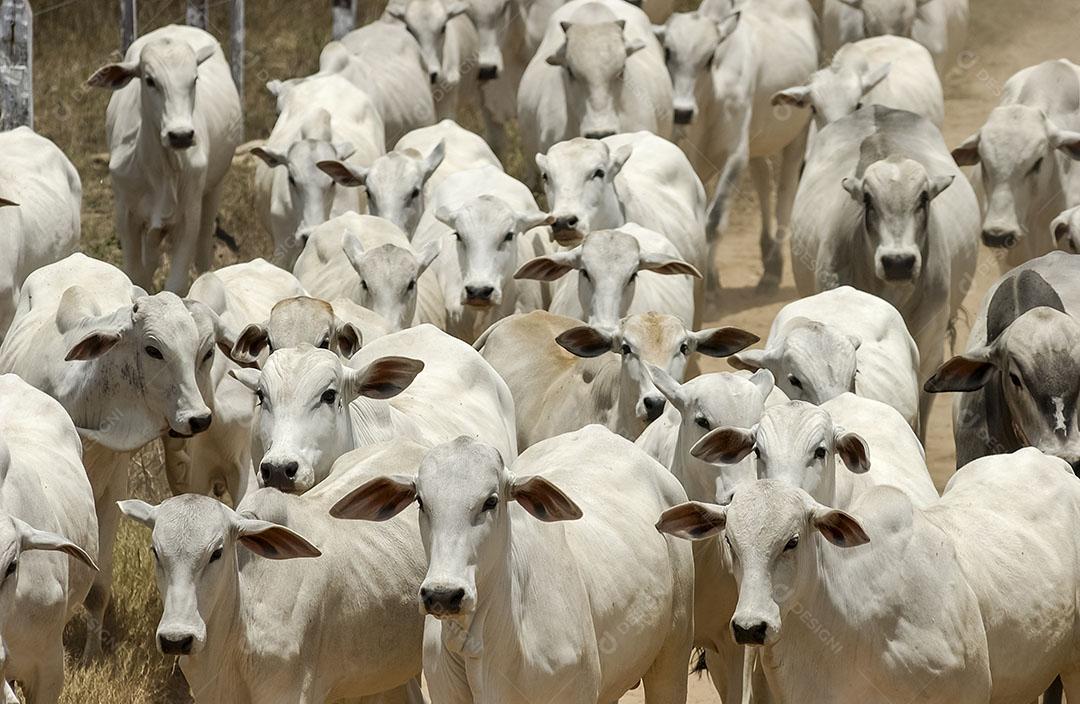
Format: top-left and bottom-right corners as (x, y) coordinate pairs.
(478, 65), (498, 81)
(982, 228), (1018, 249)
(465, 285), (495, 302)
(880, 253), (916, 281)
(732, 621), (768, 646)
(260, 461), (299, 491)
(673, 108), (695, 125)
(188, 413), (212, 435)
(643, 396), (666, 422)
(584, 130), (616, 139)
(552, 215), (579, 232)
(159, 634), (194, 655)
(167, 129), (195, 149)
(420, 585), (466, 615)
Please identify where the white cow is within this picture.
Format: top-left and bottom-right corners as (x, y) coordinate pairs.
(293, 212), (445, 332)
(332, 426), (695, 704)
(230, 324), (517, 493)
(822, 0), (969, 76)
(0, 375), (97, 703)
(319, 120), (502, 238)
(659, 448), (1080, 702)
(412, 165), (554, 341)
(87, 24), (242, 293)
(655, 0), (818, 289)
(518, 0), (673, 162)
(729, 286), (922, 434)
(118, 440), (430, 703)
(515, 225), (700, 330)
(952, 60), (1080, 267)
(0, 128), (80, 341)
(773, 35), (944, 129)
(0, 253), (232, 658)
(791, 106), (978, 422)
(476, 310), (757, 447)
(536, 133), (707, 274)
(255, 74), (385, 269)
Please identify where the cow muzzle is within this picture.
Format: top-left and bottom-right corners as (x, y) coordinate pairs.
(259, 460), (300, 492)
(879, 253), (918, 281)
(420, 583), (473, 617)
(731, 620), (768, 646)
(166, 129), (196, 150)
(478, 65), (499, 81)
(463, 285), (497, 308)
(982, 228), (1019, 249)
(551, 214), (585, 246)
(673, 107), (695, 125)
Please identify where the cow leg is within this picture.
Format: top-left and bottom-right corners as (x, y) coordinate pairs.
(116, 201), (152, 291)
(80, 446), (128, 662)
(196, 186), (226, 275)
(771, 128), (808, 290)
(360, 680), (428, 704)
(749, 157), (780, 291)
(21, 643), (63, 704)
(164, 192), (203, 295)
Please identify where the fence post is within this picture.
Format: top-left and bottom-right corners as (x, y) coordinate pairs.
(186, 0), (209, 29)
(120, 0), (136, 53)
(0, 0), (32, 130)
(331, 0), (356, 41)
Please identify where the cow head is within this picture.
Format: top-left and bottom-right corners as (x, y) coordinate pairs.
(231, 297), (364, 366)
(834, 0), (937, 40)
(118, 495), (319, 657)
(535, 137), (631, 245)
(342, 235), (440, 332)
(87, 36), (217, 150)
(654, 11), (740, 124)
(386, 0), (469, 85)
(464, 0), (515, 80)
(771, 62), (890, 129)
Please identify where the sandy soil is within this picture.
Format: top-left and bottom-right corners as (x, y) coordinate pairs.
(623, 0), (1080, 701)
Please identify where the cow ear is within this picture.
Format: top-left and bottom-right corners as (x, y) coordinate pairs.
(929, 174), (955, 200)
(510, 475), (583, 522)
(266, 79), (285, 97)
(332, 321), (363, 359)
(728, 348), (766, 372)
(86, 60), (140, 89)
(347, 356), (425, 400)
(416, 240), (442, 274)
(811, 505), (869, 547)
(342, 232), (366, 272)
(747, 368), (776, 400)
(923, 348), (995, 393)
(515, 208), (555, 232)
(652, 24), (666, 41)
(691, 426), (756, 464)
(318, 160), (367, 187)
(66, 329), (123, 361)
(692, 326), (760, 357)
(841, 176), (864, 202)
(231, 323), (271, 365)
(833, 428), (870, 473)
(434, 204), (457, 228)
(546, 40), (567, 67)
(228, 367), (262, 393)
(422, 140), (446, 179)
(14, 518), (98, 571)
(625, 37), (646, 57)
(860, 62), (891, 92)
(0, 197), (18, 208)
(951, 133), (981, 166)
(251, 146), (289, 169)
(716, 11), (740, 42)
(514, 250), (580, 282)
(771, 86), (812, 109)
(385, 4), (406, 21)
(330, 475), (418, 521)
(1050, 127), (1080, 161)
(535, 152), (549, 175)
(1053, 212), (1072, 244)
(234, 517), (322, 559)
(656, 501), (727, 541)
(556, 326), (614, 358)
(194, 42), (216, 65)
(638, 252), (702, 278)
(609, 144), (634, 178)
(117, 499), (158, 529)
(333, 142), (357, 161)
(646, 362), (686, 410)
(447, 1), (469, 19)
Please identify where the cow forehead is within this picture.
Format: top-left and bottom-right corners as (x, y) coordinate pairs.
(861, 0), (915, 26)
(783, 322), (853, 360)
(565, 22), (626, 74)
(267, 298), (334, 343)
(152, 495), (231, 554)
(727, 480), (806, 545)
(581, 230), (639, 270)
(863, 157), (929, 201)
(140, 38), (198, 79)
(547, 139), (610, 175)
(981, 106), (1048, 163)
(758, 402), (831, 447)
(355, 244), (420, 282)
(262, 347), (342, 395)
(620, 313), (687, 354)
(684, 374), (762, 419)
(665, 13), (718, 60)
(287, 139), (337, 170)
(369, 152), (424, 188)
(417, 438), (505, 500)
(405, 0), (448, 27)
(1006, 309), (1080, 376)
(455, 197), (518, 240)
(134, 294), (202, 342)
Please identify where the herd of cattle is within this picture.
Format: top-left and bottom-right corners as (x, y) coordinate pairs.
(3, 0), (1080, 702)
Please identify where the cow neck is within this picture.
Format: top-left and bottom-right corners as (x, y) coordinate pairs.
(595, 181), (627, 230)
(61, 346), (161, 452)
(577, 352), (622, 433)
(348, 397), (418, 447)
(180, 557), (248, 702)
(134, 121), (189, 231)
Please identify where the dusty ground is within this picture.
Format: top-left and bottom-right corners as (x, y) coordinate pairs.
(22, 0), (1078, 701)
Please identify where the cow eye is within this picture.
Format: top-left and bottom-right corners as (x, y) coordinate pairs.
(145, 76), (157, 89)
(787, 374), (802, 389)
(814, 446), (827, 460)
(1009, 372), (1022, 388)
(145, 345), (164, 360)
(208, 547), (223, 564)
(321, 389), (338, 405)
(581, 270), (591, 282)
(664, 47), (671, 62)
(452, 231), (462, 241)
(592, 169), (605, 180)
(919, 190), (930, 208)
(855, 102), (864, 110)
(629, 271), (638, 283)
(440, 23), (447, 35)
(202, 347), (214, 363)
(482, 495), (498, 511)
(680, 342), (690, 355)
(695, 416), (711, 430)
(752, 447), (761, 459)
(150, 546), (159, 562)
(287, 173), (296, 187)
(620, 343), (631, 355)
(541, 172), (549, 182)
(4, 561), (15, 578)
(504, 231), (514, 243)
(410, 188), (420, 200)
(317, 336), (330, 349)
(1030, 157), (1043, 174)
(784, 534), (799, 551)
(360, 280), (369, 291)
(407, 279), (416, 291)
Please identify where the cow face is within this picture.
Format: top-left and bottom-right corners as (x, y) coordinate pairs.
(535, 138), (632, 245)
(343, 236), (440, 332)
(330, 437), (582, 621)
(466, 0), (514, 80)
(691, 401), (871, 502)
(842, 156), (953, 284)
(547, 19), (647, 139)
(321, 142), (445, 237)
(656, 481), (868, 647)
(435, 196), (553, 310)
(87, 37), (216, 150)
(230, 347), (423, 493)
(771, 63), (890, 129)
(231, 297), (364, 366)
(387, 0), (469, 84)
(655, 11), (740, 124)
(1052, 206), (1080, 254)
(251, 111), (356, 250)
(118, 495), (319, 657)
(731, 318), (861, 405)
(835, 0), (932, 40)
(515, 229), (700, 331)
(952, 106), (1080, 251)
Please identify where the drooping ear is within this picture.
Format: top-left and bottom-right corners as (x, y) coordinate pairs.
(228, 367), (262, 393)
(514, 249), (581, 282)
(535, 152), (549, 176)
(728, 347), (767, 372)
(691, 326), (760, 357)
(1050, 126), (1080, 160)
(923, 347), (996, 392)
(841, 176), (864, 202)
(62, 296), (132, 362)
(625, 37), (647, 57)
(333, 142), (357, 162)
(332, 321), (363, 359)
(546, 39), (568, 67)
(652, 24), (667, 41)
(556, 326), (614, 358)
(747, 368), (775, 400)
(422, 140), (446, 179)
(416, 240), (442, 274)
(833, 427), (870, 473)
(929, 174), (955, 200)
(434, 204), (457, 228)
(716, 11), (741, 42)
(86, 60), (140, 89)
(194, 42), (216, 65)
(266, 79), (285, 97)
(951, 132), (981, 166)
(0, 197), (18, 208)
(646, 362), (686, 410)
(184, 298), (236, 352)
(771, 85), (813, 109)
(234, 516), (322, 559)
(250, 146), (289, 169)
(655, 501), (727, 541)
(330, 474), (418, 521)
(346, 356), (425, 399)
(385, 3), (406, 21)
(117, 499), (158, 529)
(1053, 211), (1073, 244)
(231, 323), (271, 365)
(509, 475), (583, 522)
(515, 208), (556, 232)
(342, 232), (366, 272)
(691, 425), (756, 464)
(447, 1), (469, 19)
(860, 62), (891, 93)
(810, 505), (869, 547)
(609, 144), (634, 179)
(637, 251), (702, 278)
(848, 334), (862, 351)
(318, 159), (367, 187)
(15, 518), (99, 570)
